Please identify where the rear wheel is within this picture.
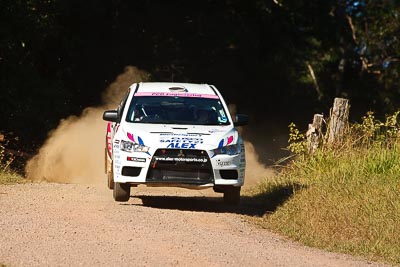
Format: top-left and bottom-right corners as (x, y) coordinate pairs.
(223, 186), (241, 206)
(113, 182), (131, 202)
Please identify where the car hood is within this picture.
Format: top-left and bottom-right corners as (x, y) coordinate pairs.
(117, 123), (239, 151)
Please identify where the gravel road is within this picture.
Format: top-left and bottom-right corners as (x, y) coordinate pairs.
(0, 182), (393, 267)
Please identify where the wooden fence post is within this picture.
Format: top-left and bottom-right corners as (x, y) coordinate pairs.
(306, 114), (324, 154)
(328, 97), (350, 144)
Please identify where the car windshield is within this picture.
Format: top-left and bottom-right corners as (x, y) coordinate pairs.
(125, 96), (230, 125)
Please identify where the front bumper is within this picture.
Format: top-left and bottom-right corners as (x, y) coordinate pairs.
(113, 148), (245, 188)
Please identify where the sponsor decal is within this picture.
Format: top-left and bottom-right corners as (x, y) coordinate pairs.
(106, 122), (113, 155)
(126, 132), (150, 155)
(160, 133), (202, 136)
(154, 156), (207, 163)
(218, 139), (224, 149)
(166, 143), (196, 148)
(159, 134), (203, 143)
(217, 135), (234, 148)
(127, 157), (146, 162)
(227, 136), (234, 145)
(160, 133), (203, 149)
(216, 160), (231, 167)
(127, 132), (135, 142)
(127, 132), (145, 145)
(218, 110), (227, 123)
(135, 92), (219, 99)
(208, 128), (225, 133)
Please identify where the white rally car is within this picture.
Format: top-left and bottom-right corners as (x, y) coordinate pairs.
(103, 82), (248, 205)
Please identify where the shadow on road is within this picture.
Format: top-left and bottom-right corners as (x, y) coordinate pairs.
(131, 183), (305, 217)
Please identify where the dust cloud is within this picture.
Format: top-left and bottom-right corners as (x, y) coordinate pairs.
(243, 141), (276, 189)
(25, 66), (272, 188)
(25, 66), (150, 184)
(229, 104), (276, 189)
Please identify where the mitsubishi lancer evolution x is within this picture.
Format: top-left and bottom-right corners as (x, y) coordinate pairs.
(103, 82), (248, 205)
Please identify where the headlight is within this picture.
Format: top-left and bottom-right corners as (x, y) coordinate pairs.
(213, 144), (241, 156)
(120, 140), (149, 153)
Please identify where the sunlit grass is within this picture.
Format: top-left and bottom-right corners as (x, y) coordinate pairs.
(0, 138), (27, 185)
(0, 169), (26, 184)
(251, 111), (400, 265)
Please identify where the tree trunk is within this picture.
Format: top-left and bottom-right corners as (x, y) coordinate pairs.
(328, 98), (350, 144)
(306, 114), (324, 154)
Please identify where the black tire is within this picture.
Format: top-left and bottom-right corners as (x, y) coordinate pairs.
(107, 171), (114, 190)
(223, 186), (241, 205)
(113, 182), (131, 202)
(213, 186), (224, 193)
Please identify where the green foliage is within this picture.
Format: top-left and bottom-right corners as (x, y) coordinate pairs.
(1, 0), (58, 61)
(351, 110), (400, 146)
(1, 0), (72, 146)
(0, 136), (25, 184)
(362, 148), (400, 176)
(287, 110), (400, 157)
(1, 0), (400, 149)
(287, 122), (307, 155)
(255, 110), (400, 265)
(0, 139), (13, 172)
(344, 1), (400, 112)
(0, 170), (25, 185)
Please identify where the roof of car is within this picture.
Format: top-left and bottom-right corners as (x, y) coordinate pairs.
(132, 82), (218, 95)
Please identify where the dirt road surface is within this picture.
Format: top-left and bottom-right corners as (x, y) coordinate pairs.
(0, 182), (392, 267)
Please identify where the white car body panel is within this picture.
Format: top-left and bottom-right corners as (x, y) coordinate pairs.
(104, 82), (246, 193)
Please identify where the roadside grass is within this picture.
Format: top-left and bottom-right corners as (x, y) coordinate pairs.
(0, 137), (27, 185)
(1, 112), (399, 265)
(249, 111), (400, 266)
(0, 169), (26, 184)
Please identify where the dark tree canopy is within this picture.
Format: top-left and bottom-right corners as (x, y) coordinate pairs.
(1, 0), (399, 155)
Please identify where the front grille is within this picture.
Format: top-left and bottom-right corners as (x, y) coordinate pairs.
(146, 149), (214, 184)
(219, 170), (238, 179)
(122, 166), (141, 177)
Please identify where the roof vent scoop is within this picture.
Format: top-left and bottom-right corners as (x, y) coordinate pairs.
(169, 86), (188, 92)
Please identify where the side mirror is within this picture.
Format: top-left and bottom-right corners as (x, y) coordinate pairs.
(103, 110), (119, 122)
(234, 114), (249, 126)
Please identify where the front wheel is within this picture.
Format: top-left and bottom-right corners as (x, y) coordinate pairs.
(223, 186), (241, 206)
(107, 170), (114, 190)
(113, 182), (131, 202)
